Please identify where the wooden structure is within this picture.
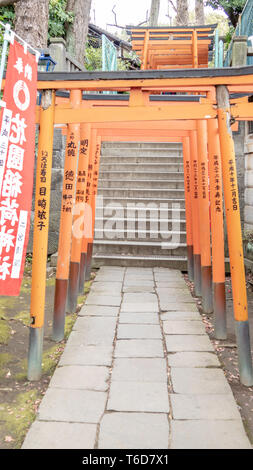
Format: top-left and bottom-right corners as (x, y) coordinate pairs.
(127, 25), (216, 69)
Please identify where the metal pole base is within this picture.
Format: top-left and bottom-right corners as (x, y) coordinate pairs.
(67, 261), (80, 313)
(187, 245), (194, 282)
(214, 282), (227, 340)
(79, 252), (87, 294)
(235, 321), (253, 387)
(27, 326), (44, 381)
(52, 279), (68, 342)
(201, 265), (213, 314)
(85, 243), (93, 281)
(193, 254), (202, 297)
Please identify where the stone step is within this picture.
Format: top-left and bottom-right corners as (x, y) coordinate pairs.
(92, 253), (187, 269)
(98, 180), (185, 189)
(100, 156), (183, 164)
(93, 240), (187, 257)
(100, 163), (184, 172)
(99, 171), (184, 180)
(95, 205), (186, 216)
(101, 148), (182, 157)
(102, 142), (182, 149)
(96, 196), (186, 207)
(98, 188), (185, 198)
(94, 228), (187, 243)
(95, 216), (186, 229)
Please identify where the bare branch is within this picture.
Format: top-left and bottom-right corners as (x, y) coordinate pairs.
(112, 4), (117, 26)
(168, 0), (177, 13)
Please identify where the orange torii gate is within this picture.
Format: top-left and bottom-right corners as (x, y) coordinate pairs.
(15, 66), (253, 387)
(128, 24), (216, 69)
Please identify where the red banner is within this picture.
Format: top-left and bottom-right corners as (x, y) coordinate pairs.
(0, 40), (37, 295)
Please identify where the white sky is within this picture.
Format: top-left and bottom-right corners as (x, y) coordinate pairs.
(90, 0), (218, 33)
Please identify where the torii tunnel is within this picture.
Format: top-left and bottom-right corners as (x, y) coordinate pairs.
(22, 64), (253, 386)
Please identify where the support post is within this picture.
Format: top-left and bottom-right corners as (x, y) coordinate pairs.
(67, 123), (91, 313)
(27, 90), (55, 380)
(207, 89), (227, 339)
(192, 30), (198, 69)
(217, 85), (253, 386)
(190, 130), (202, 296)
(52, 89), (81, 342)
(196, 120), (213, 313)
(183, 137), (194, 281)
(141, 31), (149, 70)
(85, 134), (102, 281)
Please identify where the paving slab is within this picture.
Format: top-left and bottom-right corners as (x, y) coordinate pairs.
(163, 320), (206, 335)
(160, 302), (198, 312)
(91, 282), (122, 293)
(165, 334), (214, 352)
(156, 281), (187, 288)
(22, 421), (97, 449)
(123, 293), (157, 303)
(94, 274), (125, 283)
(124, 279), (154, 286)
(167, 352), (220, 368)
(114, 339), (164, 358)
(59, 345), (113, 366)
(79, 305), (119, 317)
(49, 365), (109, 392)
(119, 312), (159, 324)
(107, 381), (170, 413)
(38, 388), (107, 423)
(159, 295), (194, 311)
(111, 358), (167, 383)
(98, 413), (169, 449)
(121, 303), (158, 313)
(170, 394), (242, 420)
(170, 420), (251, 449)
(171, 368), (232, 394)
(85, 294), (122, 307)
(68, 317), (117, 346)
(117, 324), (162, 339)
(123, 285), (155, 293)
(161, 311), (201, 321)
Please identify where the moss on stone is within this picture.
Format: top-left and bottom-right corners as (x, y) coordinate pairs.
(14, 311), (30, 327)
(0, 389), (38, 448)
(0, 319), (11, 344)
(65, 313), (77, 338)
(46, 277), (55, 287)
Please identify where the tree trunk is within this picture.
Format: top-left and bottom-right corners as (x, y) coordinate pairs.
(149, 0), (160, 26)
(14, 0), (49, 48)
(176, 0), (189, 26)
(66, 0), (92, 64)
(195, 0), (205, 25)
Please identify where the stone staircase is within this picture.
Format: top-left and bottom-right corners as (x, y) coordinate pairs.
(93, 142), (187, 269)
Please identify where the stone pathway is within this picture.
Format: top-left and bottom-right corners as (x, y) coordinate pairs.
(22, 267), (252, 449)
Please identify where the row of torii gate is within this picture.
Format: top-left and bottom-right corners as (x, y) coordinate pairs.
(24, 25), (253, 386)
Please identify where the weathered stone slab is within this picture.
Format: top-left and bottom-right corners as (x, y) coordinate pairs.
(49, 365), (109, 391)
(123, 285), (155, 293)
(165, 335), (214, 352)
(69, 318), (117, 346)
(111, 358), (167, 383)
(59, 345), (113, 366)
(95, 274), (125, 282)
(162, 303), (198, 312)
(98, 413), (169, 449)
(85, 294), (122, 307)
(22, 421), (97, 449)
(171, 368), (232, 394)
(170, 420), (251, 449)
(156, 281), (186, 288)
(161, 312), (200, 321)
(107, 381), (170, 413)
(121, 303), (158, 313)
(114, 339), (164, 358)
(167, 352), (220, 368)
(170, 394), (242, 420)
(163, 320), (206, 335)
(123, 293), (157, 303)
(38, 388), (107, 423)
(158, 293), (193, 311)
(91, 282), (122, 293)
(79, 305), (119, 317)
(117, 324), (162, 339)
(119, 313), (159, 324)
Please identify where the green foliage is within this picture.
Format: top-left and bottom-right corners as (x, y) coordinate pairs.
(0, 5), (15, 29)
(85, 45), (102, 71)
(205, 0), (247, 27)
(48, 0), (73, 40)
